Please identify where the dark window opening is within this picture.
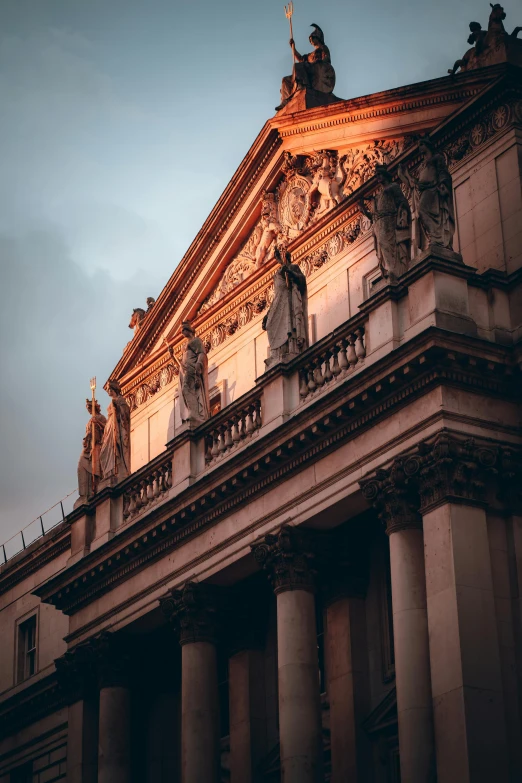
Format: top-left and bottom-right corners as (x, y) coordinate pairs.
(11, 761), (33, 783)
(17, 615), (37, 683)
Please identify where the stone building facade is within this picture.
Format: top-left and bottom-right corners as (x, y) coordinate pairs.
(1, 22), (522, 783)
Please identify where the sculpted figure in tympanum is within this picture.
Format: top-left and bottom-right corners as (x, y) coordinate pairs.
(99, 380), (131, 486)
(307, 150), (348, 221)
(255, 192), (282, 268)
(263, 247), (308, 368)
(399, 139), (455, 252)
(277, 24), (336, 111)
(77, 398), (106, 501)
(360, 164), (412, 280)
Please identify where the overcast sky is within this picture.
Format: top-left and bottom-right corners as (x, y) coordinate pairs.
(1, 0), (519, 549)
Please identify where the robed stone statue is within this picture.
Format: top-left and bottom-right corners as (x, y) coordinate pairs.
(399, 139), (455, 252)
(277, 24), (336, 111)
(360, 164), (412, 281)
(263, 248), (308, 368)
(178, 322), (210, 425)
(99, 380), (131, 486)
(77, 398), (106, 502)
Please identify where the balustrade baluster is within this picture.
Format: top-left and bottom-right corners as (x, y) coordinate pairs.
(146, 476), (154, 502)
(152, 471), (160, 498)
(239, 411), (247, 439)
(211, 430), (220, 458)
(323, 351), (333, 382)
(225, 421), (233, 449)
(331, 345), (341, 377)
(313, 357), (325, 387)
(307, 367), (316, 393)
(218, 426), (227, 454)
(355, 327), (366, 360)
(338, 340), (349, 371)
(347, 334), (357, 366)
(164, 463), (172, 489)
(231, 416), (241, 444)
(245, 406), (254, 435)
(254, 398), (262, 429)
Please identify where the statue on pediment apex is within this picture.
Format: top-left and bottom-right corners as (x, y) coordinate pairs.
(399, 138), (455, 252)
(360, 164), (411, 281)
(448, 4), (521, 74)
(277, 24), (336, 111)
(263, 247), (308, 369)
(77, 398), (106, 502)
(99, 380), (131, 487)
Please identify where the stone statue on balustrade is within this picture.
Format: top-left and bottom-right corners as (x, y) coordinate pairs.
(99, 380), (131, 487)
(448, 5), (521, 74)
(77, 398), (106, 503)
(360, 164), (412, 281)
(262, 247), (308, 369)
(176, 322), (210, 426)
(399, 139), (455, 253)
(277, 24), (336, 111)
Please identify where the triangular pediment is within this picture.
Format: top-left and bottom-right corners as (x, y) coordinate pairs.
(110, 64), (516, 397)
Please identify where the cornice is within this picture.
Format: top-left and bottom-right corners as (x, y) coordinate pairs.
(34, 328), (519, 616)
(0, 672), (65, 739)
(0, 524), (70, 597)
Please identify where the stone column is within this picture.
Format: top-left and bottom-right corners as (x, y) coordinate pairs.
(361, 464), (435, 783)
(96, 633), (132, 783)
(55, 644), (98, 783)
(323, 549), (371, 783)
(252, 526), (323, 783)
(229, 648), (267, 783)
(405, 434), (509, 783)
(160, 582), (221, 783)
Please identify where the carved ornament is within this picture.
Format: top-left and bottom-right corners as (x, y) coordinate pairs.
(360, 458), (422, 535)
(251, 525), (318, 594)
(160, 581), (223, 645)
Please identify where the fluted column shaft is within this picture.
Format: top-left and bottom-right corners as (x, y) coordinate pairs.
(252, 526), (323, 783)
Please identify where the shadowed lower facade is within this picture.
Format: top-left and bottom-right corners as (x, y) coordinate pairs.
(1, 12), (522, 782)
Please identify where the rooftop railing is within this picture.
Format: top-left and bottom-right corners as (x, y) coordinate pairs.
(1, 490), (77, 564)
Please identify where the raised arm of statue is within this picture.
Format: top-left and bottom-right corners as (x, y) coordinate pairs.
(511, 26), (522, 37)
(290, 38), (304, 62)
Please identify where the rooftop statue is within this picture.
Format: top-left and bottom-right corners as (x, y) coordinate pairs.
(399, 139), (455, 252)
(99, 380), (131, 487)
(77, 397), (106, 503)
(277, 23), (336, 111)
(263, 247), (308, 368)
(129, 307), (146, 334)
(360, 164), (412, 281)
(448, 4), (521, 74)
(176, 322), (210, 425)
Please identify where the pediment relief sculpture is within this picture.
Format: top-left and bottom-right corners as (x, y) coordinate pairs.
(198, 140), (405, 316)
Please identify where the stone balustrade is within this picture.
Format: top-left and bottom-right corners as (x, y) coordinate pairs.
(123, 457), (173, 522)
(298, 326), (366, 402)
(204, 397), (263, 465)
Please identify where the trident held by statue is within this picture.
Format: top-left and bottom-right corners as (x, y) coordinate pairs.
(89, 377), (97, 492)
(284, 2), (296, 62)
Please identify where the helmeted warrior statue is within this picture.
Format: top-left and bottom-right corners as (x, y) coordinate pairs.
(263, 247), (308, 368)
(399, 139), (455, 252)
(360, 164), (412, 280)
(178, 322), (210, 425)
(99, 380), (131, 486)
(277, 24), (336, 111)
(77, 398), (106, 502)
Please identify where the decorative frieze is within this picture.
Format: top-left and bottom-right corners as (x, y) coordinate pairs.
(251, 525), (318, 594)
(445, 100), (522, 168)
(160, 581), (223, 645)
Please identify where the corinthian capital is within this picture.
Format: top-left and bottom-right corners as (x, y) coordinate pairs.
(402, 433), (499, 511)
(360, 457), (422, 535)
(160, 582), (222, 645)
(251, 525), (318, 594)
